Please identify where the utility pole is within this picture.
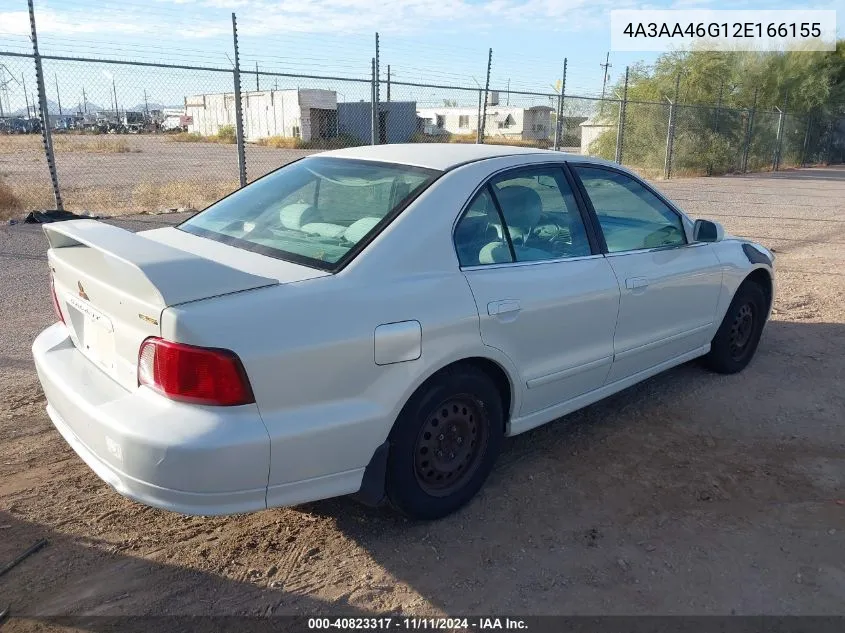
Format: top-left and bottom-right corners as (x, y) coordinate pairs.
(255, 61), (259, 91)
(82, 86), (88, 114)
(386, 65), (390, 103)
(22, 74), (30, 117)
(506, 78), (510, 105)
(143, 89), (149, 119)
(112, 77), (119, 121)
(599, 52), (612, 101)
(54, 73), (62, 116)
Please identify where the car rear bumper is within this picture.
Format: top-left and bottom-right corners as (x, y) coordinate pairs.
(32, 322), (271, 515)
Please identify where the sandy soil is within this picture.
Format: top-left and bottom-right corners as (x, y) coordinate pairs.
(0, 167), (843, 628)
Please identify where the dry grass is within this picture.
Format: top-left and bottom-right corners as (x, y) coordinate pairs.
(131, 179), (240, 212)
(0, 177), (55, 220)
(255, 134), (361, 150)
(169, 124), (237, 145)
(0, 134), (135, 154)
(0, 177), (22, 220)
(255, 136), (304, 149)
(0, 135), (42, 153)
(0, 176), (238, 220)
(54, 136), (134, 154)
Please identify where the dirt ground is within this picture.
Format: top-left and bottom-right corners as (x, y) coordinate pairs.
(0, 166), (843, 625)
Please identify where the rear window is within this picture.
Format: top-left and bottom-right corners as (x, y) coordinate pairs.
(179, 157), (439, 270)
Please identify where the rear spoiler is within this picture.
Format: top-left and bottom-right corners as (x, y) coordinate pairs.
(43, 219), (278, 308)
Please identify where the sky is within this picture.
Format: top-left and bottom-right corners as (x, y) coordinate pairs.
(0, 0), (842, 115)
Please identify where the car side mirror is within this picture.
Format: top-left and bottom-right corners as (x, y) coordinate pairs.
(693, 219), (724, 243)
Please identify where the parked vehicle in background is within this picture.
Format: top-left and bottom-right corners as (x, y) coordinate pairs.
(0, 117), (41, 134)
(32, 144), (775, 521)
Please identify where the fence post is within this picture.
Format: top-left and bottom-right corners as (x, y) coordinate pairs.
(614, 66), (629, 164)
(374, 32), (380, 145)
(476, 90), (482, 143)
(553, 59), (567, 152)
(479, 48), (492, 144)
(824, 118), (834, 164)
(773, 90), (788, 172)
(230, 13), (247, 188)
(773, 107), (785, 171)
(370, 58), (376, 145)
(663, 99), (676, 179)
(742, 88), (757, 173)
(663, 73), (681, 179)
(800, 116), (812, 167)
(28, 0), (63, 211)
(707, 82), (723, 176)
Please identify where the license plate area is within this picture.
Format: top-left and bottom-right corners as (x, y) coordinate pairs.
(64, 292), (116, 372)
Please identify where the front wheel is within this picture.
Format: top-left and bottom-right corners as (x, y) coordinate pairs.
(703, 281), (767, 374)
(386, 366), (504, 520)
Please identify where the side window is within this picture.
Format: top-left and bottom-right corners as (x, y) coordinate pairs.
(454, 188), (512, 267)
(490, 167), (591, 262)
(573, 166), (686, 253)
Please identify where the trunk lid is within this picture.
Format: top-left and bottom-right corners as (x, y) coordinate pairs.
(44, 219), (285, 391)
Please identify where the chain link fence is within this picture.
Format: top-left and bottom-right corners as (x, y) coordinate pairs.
(2, 42), (844, 219)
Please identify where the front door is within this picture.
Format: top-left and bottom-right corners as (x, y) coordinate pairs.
(570, 164), (723, 383)
(454, 165), (620, 417)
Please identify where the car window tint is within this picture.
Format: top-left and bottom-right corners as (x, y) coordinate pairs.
(489, 168), (591, 262)
(454, 188), (513, 267)
(573, 166), (686, 253)
(179, 157), (438, 269)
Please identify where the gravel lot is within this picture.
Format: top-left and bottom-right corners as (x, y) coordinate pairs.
(0, 166), (843, 623)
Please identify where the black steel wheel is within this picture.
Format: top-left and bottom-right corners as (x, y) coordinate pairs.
(386, 365), (504, 520)
(413, 395), (488, 497)
(728, 302), (756, 360)
(704, 280), (767, 374)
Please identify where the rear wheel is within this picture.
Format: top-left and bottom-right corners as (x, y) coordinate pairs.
(703, 281), (767, 374)
(386, 366), (504, 520)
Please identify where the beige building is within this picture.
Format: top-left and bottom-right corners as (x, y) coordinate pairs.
(185, 89), (338, 142)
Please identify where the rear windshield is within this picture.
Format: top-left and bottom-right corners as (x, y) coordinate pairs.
(179, 157), (439, 270)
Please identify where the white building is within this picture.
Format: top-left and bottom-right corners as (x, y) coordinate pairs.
(185, 89), (337, 142)
(579, 117), (615, 155)
(417, 103), (554, 141)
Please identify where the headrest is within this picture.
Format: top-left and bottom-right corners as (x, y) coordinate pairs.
(343, 217), (381, 243)
(279, 203), (317, 230)
(495, 186), (542, 231)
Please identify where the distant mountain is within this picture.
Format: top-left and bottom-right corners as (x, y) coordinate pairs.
(127, 102), (180, 112)
(8, 99), (107, 116)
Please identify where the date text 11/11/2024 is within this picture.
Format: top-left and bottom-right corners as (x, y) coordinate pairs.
(622, 22), (822, 39)
(307, 617), (528, 630)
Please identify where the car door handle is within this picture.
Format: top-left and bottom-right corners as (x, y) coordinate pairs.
(625, 277), (649, 290)
(488, 300), (521, 316)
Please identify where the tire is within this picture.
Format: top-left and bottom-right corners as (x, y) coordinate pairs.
(703, 280), (767, 374)
(386, 366), (504, 520)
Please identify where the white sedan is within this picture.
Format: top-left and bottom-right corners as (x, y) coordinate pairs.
(33, 144), (775, 520)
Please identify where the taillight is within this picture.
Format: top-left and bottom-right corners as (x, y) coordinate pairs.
(50, 277), (65, 324)
(138, 337), (255, 406)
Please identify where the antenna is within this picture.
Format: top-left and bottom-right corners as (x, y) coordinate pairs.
(600, 52), (612, 101)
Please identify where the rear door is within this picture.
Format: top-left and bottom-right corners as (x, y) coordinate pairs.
(570, 164), (723, 383)
(455, 164), (620, 418)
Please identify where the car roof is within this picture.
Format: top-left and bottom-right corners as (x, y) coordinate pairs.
(318, 143), (603, 171)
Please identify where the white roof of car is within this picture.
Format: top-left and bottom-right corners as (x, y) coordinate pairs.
(319, 143), (593, 171)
